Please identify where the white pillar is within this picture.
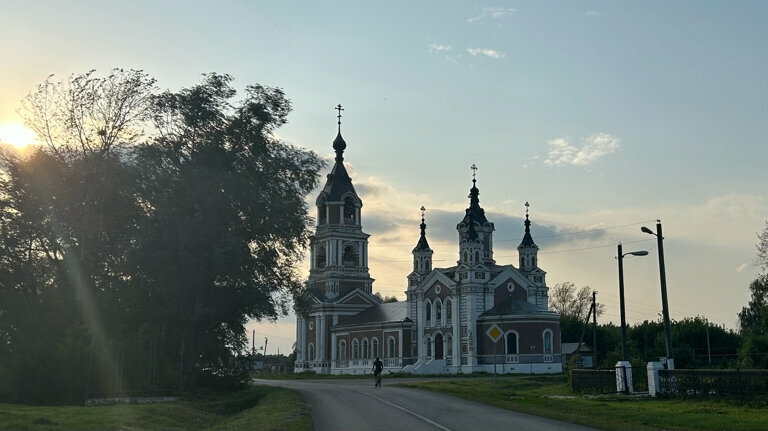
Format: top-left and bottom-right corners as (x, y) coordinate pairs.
(315, 315), (321, 365)
(417, 298), (424, 359)
(452, 298), (459, 367)
(647, 362), (664, 396)
(398, 328), (403, 363)
(331, 333), (337, 369)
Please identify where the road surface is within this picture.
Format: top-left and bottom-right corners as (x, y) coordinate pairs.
(255, 377), (598, 431)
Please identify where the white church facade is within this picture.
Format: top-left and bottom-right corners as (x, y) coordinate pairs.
(294, 114), (562, 375)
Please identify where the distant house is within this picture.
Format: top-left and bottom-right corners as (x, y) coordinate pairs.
(561, 343), (594, 368)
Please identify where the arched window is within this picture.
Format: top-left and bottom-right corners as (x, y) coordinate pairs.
(425, 300), (432, 326)
(445, 333), (453, 357)
(475, 251), (479, 262)
(463, 251), (468, 262)
(543, 330), (553, 354)
(506, 332), (518, 355)
(344, 196), (356, 224)
(445, 299), (452, 322)
(308, 343), (315, 361)
(533, 256), (537, 267)
(371, 338), (379, 359)
(316, 245), (326, 269)
(387, 337), (396, 358)
(342, 244), (358, 267)
(426, 335), (432, 357)
(362, 339), (369, 358)
(435, 299), (443, 325)
(426, 260), (431, 271)
(317, 199), (327, 225)
(414, 260), (418, 272)
(351, 339), (360, 360)
(339, 340), (347, 360)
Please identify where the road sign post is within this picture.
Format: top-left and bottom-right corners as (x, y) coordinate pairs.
(486, 324), (503, 388)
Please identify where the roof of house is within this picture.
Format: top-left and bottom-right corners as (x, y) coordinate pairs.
(561, 343), (593, 354)
(336, 302), (409, 327)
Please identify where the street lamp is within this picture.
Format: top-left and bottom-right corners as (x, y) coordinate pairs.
(617, 244), (648, 362)
(642, 220), (674, 369)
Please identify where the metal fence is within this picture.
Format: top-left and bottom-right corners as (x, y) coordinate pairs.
(658, 369), (768, 402)
(571, 368), (617, 394)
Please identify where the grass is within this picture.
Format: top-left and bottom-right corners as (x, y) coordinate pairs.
(0, 385), (310, 431)
(398, 374), (768, 431)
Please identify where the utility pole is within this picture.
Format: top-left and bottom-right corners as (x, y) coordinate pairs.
(706, 319), (711, 366)
(263, 337), (268, 357)
(576, 302), (595, 368)
(592, 291), (598, 368)
(618, 244), (627, 361)
(643, 220), (674, 369)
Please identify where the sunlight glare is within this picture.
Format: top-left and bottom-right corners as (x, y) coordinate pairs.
(0, 123), (38, 149)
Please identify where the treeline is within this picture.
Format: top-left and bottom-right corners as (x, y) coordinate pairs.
(0, 70), (323, 404)
(562, 316), (747, 370)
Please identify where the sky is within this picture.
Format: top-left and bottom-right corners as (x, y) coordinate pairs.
(1, 1), (766, 355)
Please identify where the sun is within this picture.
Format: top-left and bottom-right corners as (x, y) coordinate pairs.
(0, 123), (38, 149)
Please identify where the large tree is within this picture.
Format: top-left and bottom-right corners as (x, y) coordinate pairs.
(0, 70), (322, 401)
(548, 282), (605, 321)
(133, 73), (323, 388)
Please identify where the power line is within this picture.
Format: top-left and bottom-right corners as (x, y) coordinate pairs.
(370, 220), (657, 248)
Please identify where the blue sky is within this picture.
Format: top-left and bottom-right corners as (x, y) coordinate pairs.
(1, 1), (766, 354)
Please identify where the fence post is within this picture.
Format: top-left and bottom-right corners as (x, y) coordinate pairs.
(647, 362), (663, 397)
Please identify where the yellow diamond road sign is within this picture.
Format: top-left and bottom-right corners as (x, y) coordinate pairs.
(486, 324), (503, 342)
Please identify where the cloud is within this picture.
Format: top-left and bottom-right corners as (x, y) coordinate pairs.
(544, 133), (620, 166)
(736, 263), (750, 272)
(585, 10), (606, 18)
(427, 43), (452, 53)
(467, 48), (506, 59)
(468, 7), (516, 23)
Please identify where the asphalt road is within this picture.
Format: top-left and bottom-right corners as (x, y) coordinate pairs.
(255, 377), (598, 431)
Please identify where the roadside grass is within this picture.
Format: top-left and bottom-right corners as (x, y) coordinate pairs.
(398, 374), (768, 431)
(0, 385), (310, 431)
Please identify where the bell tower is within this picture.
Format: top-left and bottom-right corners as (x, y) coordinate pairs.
(308, 105), (374, 300)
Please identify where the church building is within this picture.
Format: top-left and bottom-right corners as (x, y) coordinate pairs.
(294, 110), (562, 374)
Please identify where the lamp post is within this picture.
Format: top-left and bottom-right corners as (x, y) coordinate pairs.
(617, 244), (648, 361)
(642, 220), (674, 369)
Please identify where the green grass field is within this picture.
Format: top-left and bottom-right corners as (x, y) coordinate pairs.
(0, 385), (310, 431)
(398, 374), (768, 431)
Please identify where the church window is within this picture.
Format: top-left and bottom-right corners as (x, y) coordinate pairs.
(426, 261), (431, 271)
(445, 299), (452, 322)
(446, 334), (453, 357)
(316, 245), (326, 269)
(414, 260), (418, 272)
(543, 330), (553, 354)
(463, 251), (468, 262)
(342, 244), (358, 267)
(387, 337), (396, 357)
(339, 340), (347, 360)
(425, 300), (432, 326)
(308, 343), (315, 361)
(435, 300), (442, 325)
(344, 196), (356, 224)
(371, 338), (379, 358)
(533, 256), (537, 267)
(506, 332), (518, 355)
(351, 339), (360, 359)
(474, 251), (479, 262)
(362, 339), (369, 358)
(426, 336), (432, 357)
(318, 199), (327, 225)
